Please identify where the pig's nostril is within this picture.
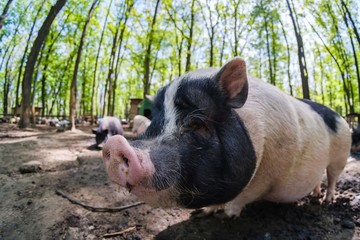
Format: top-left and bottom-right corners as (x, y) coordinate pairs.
(103, 150), (111, 161)
(126, 182), (133, 192)
(121, 154), (130, 167)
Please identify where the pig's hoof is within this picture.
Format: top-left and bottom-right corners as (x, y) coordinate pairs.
(224, 207), (242, 219)
(191, 205), (224, 218)
(322, 195), (335, 205)
(203, 205), (224, 215)
(311, 184), (322, 198)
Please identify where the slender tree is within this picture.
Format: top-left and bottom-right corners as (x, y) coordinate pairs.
(279, 18), (292, 96)
(307, 20), (352, 114)
(15, 0), (46, 110)
(286, 0), (310, 99)
(341, 0), (360, 48)
(91, 0), (113, 124)
(19, 0), (68, 128)
(0, 0), (14, 30)
(340, 2), (360, 116)
(143, 0), (161, 98)
(200, 0), (220, 67)
(70, 0), (99, 130)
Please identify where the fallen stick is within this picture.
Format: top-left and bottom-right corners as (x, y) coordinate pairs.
(103, 226), (137, 238)
(55, 189), (144, 212)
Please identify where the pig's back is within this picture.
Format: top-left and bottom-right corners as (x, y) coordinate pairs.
(236, 76), (350, 202)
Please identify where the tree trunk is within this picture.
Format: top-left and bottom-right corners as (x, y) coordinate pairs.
(308, 21), (352, 114)
(325, 2), (354, 113)
(0, 2), (32, 106)
(218, 11), (227, 67)
(91, 0), (113, 124)
(185, 0), (195, 72)
(40, 11), (70, 117)
(341, 0), (360, 48)
(104, 0), (133, 117)
(19, 0), (67, 128)
(105, 20), (120, 117)
(3, 54), (12, 115)
(264, 19), (274, 85)
(341, 4), (360, 119)
(70, 0), (99, 131)
(15, 0), (46, 111)
(271, 17), (277, 85)
(286, 0), (310, 99)
(200, 0), (218, 67)
(143, 0), (161, 98)
(31, 43), (46, 125)
(280, 18), (292, 96)
(110, 0), (134, 116)
(175, 34), (183, 76)
(232, 0), (240, 56)
(0, 0), (14, 30)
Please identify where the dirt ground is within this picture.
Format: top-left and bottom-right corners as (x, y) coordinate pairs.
(0, 123), (359, 240)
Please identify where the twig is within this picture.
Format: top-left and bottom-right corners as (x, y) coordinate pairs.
(55, 189), (145, 212)
(103, 226), (137, 238)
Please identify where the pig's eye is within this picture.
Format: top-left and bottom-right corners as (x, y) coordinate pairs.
(181, 118), (208, 134)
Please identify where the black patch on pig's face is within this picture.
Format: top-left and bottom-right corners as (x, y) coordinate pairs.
(144, 86), (167, 138)
(141, 69), (256, 209)
(298, 98), (339, 133)
(95, 130), (108, 145)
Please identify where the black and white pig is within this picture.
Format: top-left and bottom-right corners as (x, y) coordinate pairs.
(102, 58), (351, 217)
(93, 116), (123, 146)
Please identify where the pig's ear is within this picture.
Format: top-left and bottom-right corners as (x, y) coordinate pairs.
(216, 57), (248, 108)
(92, 128), (98, 134)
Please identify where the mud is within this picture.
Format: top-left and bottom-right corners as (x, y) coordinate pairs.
(0, 123), (358, 240)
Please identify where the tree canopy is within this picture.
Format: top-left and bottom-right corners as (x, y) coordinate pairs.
(0, 0), (359, 127)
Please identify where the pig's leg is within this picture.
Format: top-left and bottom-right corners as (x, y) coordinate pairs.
(323, 167), (342, 203)
(323, 157), (347, 203)
(223, 186), (265, 218)
(311, 183), (322, 198)
(202, 204), (225, 215)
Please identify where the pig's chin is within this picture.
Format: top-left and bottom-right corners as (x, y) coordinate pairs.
(130, 185), (180, 208)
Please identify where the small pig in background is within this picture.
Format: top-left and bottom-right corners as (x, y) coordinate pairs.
(132, 115), (151, 137)
(102, 57), (351, 218)
(92, 116), (123, 146)
(351, 125), (360, 154)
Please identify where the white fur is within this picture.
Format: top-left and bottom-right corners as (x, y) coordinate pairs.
(160, 78), (181, 141)
(132, 115), (151, 136)
(219, 76), (351, 217)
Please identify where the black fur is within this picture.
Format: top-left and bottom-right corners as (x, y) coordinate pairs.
(144, 86), (167, 138)
(142, 70), (256, 208)
(298, 98), (339, 133)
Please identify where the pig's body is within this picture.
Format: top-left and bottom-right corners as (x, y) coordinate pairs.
(221, 77), (350, 216)
(132, 115), (151, 136)
(103, 58), (351, 217)
(93, 116), (123, 146)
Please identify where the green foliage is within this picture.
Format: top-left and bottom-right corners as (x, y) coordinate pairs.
(0, 0), (359, 118)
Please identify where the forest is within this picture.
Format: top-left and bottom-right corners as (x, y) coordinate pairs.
(0, 0), (359, 129)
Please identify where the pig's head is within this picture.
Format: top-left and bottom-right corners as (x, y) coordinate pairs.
(102, 58), (256, 208)
(94, 128), (109, 145)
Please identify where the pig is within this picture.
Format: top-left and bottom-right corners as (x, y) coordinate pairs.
(132, 115), (151, 136)
(93, 116), (123, 146)
(351, 125), (360, 154)
(102, 57), (351, 218)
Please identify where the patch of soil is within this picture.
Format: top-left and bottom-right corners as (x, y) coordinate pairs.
(0, 123), (359, 240)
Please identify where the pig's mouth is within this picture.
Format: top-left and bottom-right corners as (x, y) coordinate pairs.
(102, 135), (183, 207)
(102, 136), (156, 189)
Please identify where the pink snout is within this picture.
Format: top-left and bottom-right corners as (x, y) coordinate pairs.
(102, 135), (154, 190)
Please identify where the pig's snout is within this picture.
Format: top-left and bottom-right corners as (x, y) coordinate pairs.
(102, 135), (154, 191)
